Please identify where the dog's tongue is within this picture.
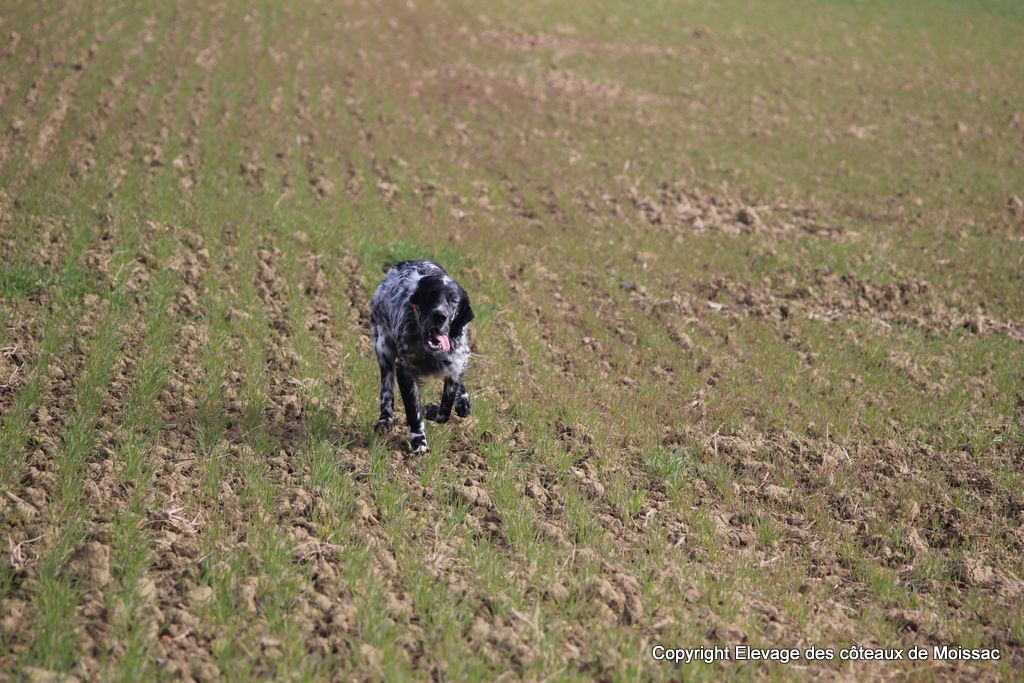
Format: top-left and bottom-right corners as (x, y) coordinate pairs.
(431, 330), (451, 353)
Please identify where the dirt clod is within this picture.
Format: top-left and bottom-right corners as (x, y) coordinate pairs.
(65, 542), (111, 587)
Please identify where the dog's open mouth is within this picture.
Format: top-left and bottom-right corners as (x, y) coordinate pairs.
(425, 328), (451, 353)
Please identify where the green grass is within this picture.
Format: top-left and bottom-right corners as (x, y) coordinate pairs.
(105, 267), (180, 681)
(23, 285), (131, 671)
(1, 0), (1022, 679)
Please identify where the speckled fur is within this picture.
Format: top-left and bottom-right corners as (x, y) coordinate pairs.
(370, 260), (474, 452)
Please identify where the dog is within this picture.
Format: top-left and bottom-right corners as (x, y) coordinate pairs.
(370, 260), (474, 452)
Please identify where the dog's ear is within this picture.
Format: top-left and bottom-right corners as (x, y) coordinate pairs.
(450, 284), (474, 339)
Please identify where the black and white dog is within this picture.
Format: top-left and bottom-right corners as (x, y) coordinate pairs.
(370, 260), (474, 453)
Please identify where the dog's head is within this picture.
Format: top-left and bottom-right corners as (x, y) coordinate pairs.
(409, 274), (474, 354)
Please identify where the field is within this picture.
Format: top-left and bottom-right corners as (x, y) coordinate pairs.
(1, 0), (1022, 680)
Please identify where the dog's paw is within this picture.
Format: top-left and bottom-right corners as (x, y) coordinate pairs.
(424, 404), (449, 423)
(455, 393), (472, 418)
(409, 433), (430, 453)
(374, 417), (394, 434)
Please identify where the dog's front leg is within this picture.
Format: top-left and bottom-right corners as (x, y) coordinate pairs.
(454, 380), (471, 418)
(396, 366), (428, 453)
(425, 377), (460, 423)
(374, 335), (396, 433)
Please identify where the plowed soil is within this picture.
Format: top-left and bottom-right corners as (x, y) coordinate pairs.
(1, 1), (1022, 681)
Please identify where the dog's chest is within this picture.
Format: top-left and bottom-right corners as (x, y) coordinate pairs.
(398, 341), (470, 379)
